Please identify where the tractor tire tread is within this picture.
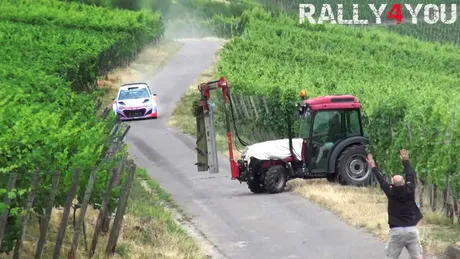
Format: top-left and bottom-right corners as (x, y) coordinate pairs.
(247, 180), (265, 193)
(336, 145), (371, 187)
(264, 165), (287, 194)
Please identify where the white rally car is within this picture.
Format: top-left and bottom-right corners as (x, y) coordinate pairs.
(112, 83), (158, 120)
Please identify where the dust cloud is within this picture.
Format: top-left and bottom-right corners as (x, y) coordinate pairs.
(163, 1), (218, 40)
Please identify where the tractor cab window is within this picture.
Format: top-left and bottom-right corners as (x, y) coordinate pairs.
(312, 111), (343, 141)
(298, 111), (311, 138)
(345, 109), (362, 136)
(310, 110), (344, 168)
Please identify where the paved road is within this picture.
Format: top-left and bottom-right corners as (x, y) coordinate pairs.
(125, 38), (411, 259)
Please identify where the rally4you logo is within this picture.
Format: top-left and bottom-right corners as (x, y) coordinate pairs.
(299, 3), (458, 25)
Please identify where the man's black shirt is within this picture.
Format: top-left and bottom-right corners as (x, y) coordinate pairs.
(372, 160), (423, 228)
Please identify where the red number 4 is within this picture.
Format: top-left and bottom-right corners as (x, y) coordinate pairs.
(388, 3), (403, 24)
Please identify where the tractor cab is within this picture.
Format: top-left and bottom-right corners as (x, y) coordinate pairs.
(295, 92), (369, 184)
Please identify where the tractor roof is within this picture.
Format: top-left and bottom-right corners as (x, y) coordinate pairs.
(303, 95), (361, 111)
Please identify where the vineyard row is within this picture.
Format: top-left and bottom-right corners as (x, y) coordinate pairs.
(215, 8), (460, 195)
(0, 0), (164, 255)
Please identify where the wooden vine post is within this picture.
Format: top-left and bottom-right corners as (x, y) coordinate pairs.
(53, 168), (81, 259)
(101, 152), (128, 234)
(35, 172), (61, 259)
(12, 169), (40, 259)
(101, 125), (128, 235)
(89, 160), (118, 257)
(68, 122), (122, 259)
(89, 125), (130, 258)
(105, 159), (136, 255)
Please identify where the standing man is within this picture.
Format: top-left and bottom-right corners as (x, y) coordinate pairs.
(366, 149), (423, 259)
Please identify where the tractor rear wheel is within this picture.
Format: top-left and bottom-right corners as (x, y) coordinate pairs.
(326, 173), (338, 183)
(247, 176), (265, 194)
(336, 145), (371, 186)
(264, 165), (287, 194)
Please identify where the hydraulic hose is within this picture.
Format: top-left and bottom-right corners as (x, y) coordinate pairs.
(226, 91), (249, 147)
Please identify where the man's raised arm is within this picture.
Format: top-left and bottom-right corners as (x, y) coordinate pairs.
(400, 149), (417, 190)
(367, 154), (392, 197)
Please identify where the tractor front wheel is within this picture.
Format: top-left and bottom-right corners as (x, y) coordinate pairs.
(336, 145), (371, 186)
(264, 165), (287, 194)
(247, 176), (265, 194)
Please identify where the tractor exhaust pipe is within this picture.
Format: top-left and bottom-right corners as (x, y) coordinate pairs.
(287, 111), (294, 159)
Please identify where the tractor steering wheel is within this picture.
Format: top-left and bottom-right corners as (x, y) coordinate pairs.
(310, 134), (342, 147)
(310, 139), (323, 147)
(312, 132), (327, 138)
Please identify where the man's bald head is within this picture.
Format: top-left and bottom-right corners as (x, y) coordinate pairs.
(392, 175), (404, 186)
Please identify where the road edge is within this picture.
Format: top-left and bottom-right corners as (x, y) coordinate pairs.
(133, 145), (228, 259)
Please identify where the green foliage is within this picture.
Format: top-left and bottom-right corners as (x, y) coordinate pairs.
(147, 0), (172, 14)
(59, 0), (172, 14)
(255, 0), (451, 17)
(177, 0), (260, 18)
(259, 0), (460, 45)
(175, 0), (459, 45)
(217, 8), (460, 194)
(387, 23), (460, 45)
(0, 0), (163, 254)
(0, 0), (164, 55)
(164, 0), (259, 38)
(0, 214), (21, 253)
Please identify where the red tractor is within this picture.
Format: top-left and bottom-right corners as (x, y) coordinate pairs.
(195, 77), (372, 194)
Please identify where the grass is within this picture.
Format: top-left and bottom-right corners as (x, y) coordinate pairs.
(167, 46), (460, 258)
(8, 170), (204, 259)
(123, 170), (205, 259)
(287, 179), (460, 256)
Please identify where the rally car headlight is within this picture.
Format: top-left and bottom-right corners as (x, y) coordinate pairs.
(142, 99), (152, 107)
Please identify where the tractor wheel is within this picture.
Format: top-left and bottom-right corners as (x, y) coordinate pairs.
(336, 145), (371, 187)
(326, 173), (338, 183)
(247, 177), (265, 194)
(248, 180), (265, 193)
(264, 165), (287, 194)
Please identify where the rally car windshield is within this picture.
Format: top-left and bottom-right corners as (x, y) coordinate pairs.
(118, 88), (150, 100)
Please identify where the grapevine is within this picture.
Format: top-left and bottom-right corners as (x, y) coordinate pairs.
(217, 8), (460, 194)
(0, 0), (164, 253)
